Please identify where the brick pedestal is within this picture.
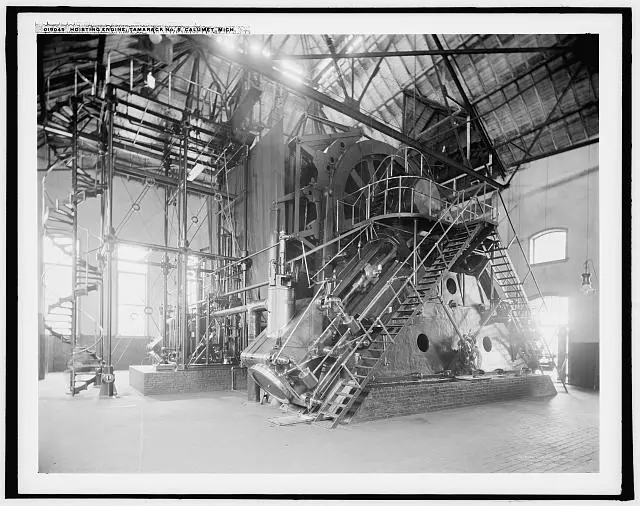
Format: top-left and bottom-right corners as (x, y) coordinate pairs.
(351, 373), (558, 423)
(129, 364), (247, 395)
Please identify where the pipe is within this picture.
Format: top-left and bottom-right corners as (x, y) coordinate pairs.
(105, 92), (115, 370)
(247, 309), (260, 342)
(269, 230), (279, 285)
(211, 300), (267, 318)
(116, 237), (238, 262)
(243, 145), (249, 352)
(70, 96), (78, 395)
(162, 144), (169, 350)
(209, 242), (278, 276)
(216, 280), (269, 299)
(278, 231), (287, 273)
(180, 115), (189, 367)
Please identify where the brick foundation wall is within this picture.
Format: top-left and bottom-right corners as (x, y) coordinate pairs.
(129, 365), (247, 395)
(351, 374), (557, 423)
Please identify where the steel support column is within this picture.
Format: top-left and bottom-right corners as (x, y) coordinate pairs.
(180, 114), (190, 368)
(97, 122), (106, 371)
(100, 87), (116, 397)
(70, 96), (79, 394)
(162, 148), (170, 351)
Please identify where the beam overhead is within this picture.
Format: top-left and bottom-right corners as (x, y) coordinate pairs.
(191, 36), (506, 190)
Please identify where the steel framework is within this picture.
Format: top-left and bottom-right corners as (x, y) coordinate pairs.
(40, 50), (256, 395)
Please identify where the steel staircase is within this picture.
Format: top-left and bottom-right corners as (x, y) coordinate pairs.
(482, 232), (531, 321)
(479, 232), (565, 391)
(309, 198), (491, 427)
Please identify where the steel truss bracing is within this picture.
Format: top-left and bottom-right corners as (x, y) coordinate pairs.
(40, 52), (254, 395)
(190, 36), (507, 191)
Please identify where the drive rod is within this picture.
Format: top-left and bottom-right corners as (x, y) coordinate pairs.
(116, 237), (240, 262)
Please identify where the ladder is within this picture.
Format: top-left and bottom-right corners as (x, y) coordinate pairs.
(481, 232), (568, 393)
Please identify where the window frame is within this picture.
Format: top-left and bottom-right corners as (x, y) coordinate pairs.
(529, 227), (569, 266)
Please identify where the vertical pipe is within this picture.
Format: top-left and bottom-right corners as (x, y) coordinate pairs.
(216, 194), (222, 360)
(413, 218), (417, 285)
(195, 261), (201, 362)
(278, 232), (286, 273)
(100, 86), (116, 396)
(293, 143), (301, 235)
(70, 96), (79, 393)
(106, 53), (111, 86)
(107, 97), (114, 370)
(92, 61), (97, 96)
(321, 191), (333, 281)
(180, 114), (189, 367)
(98, 131), (106, 365)
(162, 150), (169, 351)
(39, 147), (48, 378)
(466, 115), (471, 160)
(205, 284), (210, 365)
(242, 146), (249, 352)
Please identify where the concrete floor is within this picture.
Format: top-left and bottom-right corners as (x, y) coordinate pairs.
(39, 371), (598, 473)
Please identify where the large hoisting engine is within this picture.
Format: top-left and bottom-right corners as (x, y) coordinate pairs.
(241, 129), (539, 417)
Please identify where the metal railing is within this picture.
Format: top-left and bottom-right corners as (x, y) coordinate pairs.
(491, 194), (568, 392)
(310, 196), (483, 408)
(336, 175), (497, 232)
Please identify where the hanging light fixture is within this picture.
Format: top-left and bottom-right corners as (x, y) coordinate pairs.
(580, 260), (595, 294)
(581, 150), (596, 295)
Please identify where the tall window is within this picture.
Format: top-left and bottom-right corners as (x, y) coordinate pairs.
(117, 245), (148, 337)
(529, 228), (567, 265)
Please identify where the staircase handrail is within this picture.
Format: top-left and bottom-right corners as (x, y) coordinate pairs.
(494, 193), (568, 392)
(311, 194), (484, 402)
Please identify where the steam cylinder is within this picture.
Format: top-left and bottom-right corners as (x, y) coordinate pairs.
(267, 279), (295, 336)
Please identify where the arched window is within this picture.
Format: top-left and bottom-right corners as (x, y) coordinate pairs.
(529, 229), (567, 265)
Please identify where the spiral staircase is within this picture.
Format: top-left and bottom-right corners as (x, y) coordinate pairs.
(42, 105), (105, 394)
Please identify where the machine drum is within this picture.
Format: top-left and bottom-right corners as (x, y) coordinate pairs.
(249, 363), (301, 405)
(413, 179), (443, 217)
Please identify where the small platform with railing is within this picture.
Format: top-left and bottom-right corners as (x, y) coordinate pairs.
(336, 174), (498, 233)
